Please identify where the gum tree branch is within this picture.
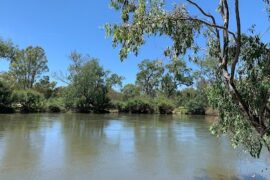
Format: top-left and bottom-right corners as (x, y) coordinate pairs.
(230, 0), (241, 81)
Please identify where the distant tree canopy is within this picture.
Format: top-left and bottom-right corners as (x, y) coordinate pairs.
(136, 59), (164, 97)
(121, 84), (140, 100)
(65, 52), (123, 113)
(135, 59), (193, 98)
(162, 59), (193, 97)
(10, 46), (48, 89)
(106, 0), (270, 157)
(0, 42), (61, 113)
(34, 76), (57, 99)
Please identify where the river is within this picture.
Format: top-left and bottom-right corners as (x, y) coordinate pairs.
(0, 113), (269, 180)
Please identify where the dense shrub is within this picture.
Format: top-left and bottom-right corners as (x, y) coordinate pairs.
(155, 96), (175, 114)
(0, 80), (14, 113)
(46, 98), (65, 113)
(12, 90), (45, 113)
(111, 100), (129, 112)
(176, 87), (208, 115)
(126, 97), (155, 114)
(186, 98), (205, 115)
(112, 96), (175, 114)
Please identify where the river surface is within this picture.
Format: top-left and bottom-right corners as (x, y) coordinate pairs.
(0, 113), (269, 180)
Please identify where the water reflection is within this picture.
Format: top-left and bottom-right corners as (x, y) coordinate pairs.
(0, 114), (269, 180)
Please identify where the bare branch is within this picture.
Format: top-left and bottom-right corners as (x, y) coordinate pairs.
(52, 71), (70, 85)
(186, 0), (222, 60)
(186, 0), (215, 20)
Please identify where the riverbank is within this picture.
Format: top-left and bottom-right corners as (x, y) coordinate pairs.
(0, 107), (219, 116)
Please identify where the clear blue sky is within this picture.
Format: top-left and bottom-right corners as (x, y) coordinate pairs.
(0, 0), (269, 86)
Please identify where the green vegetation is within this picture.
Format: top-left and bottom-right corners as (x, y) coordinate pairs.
(10, 46), (48, 89)
(108, 59), (202, 114)
(0, 41), (63, 113)
(0, 80), (14, 113)
(11, 90), (45, 113)
(0, 40), (207, 115)
(0, 0), (269, 158)
(155, 95), (175, 114)
(46, 98), (65, 113)
(136, 59), (164, 97)
(106, 0), (270, 157)
(63, 52), (123, 113)
(0, 38), (16, 60)
(112, 95), (175, 114)
(121, 84), (140, 100)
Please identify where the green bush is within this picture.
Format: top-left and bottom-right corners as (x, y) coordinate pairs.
(12, 90), (45, 113)
(112, 96), (175, 114)
(126, 96), (155, 114)
(46, 98), (65, 113)
(186, 98), (205, 115)
(175, 87), (208, 115)
(0, 80), (14, 113)
(155, 96), (175, 114)
(111, 100), (129, 112)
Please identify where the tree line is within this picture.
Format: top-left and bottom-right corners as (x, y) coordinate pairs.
(0, 40), (207, 114)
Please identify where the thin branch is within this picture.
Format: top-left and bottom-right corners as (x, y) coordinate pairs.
(260, 26), (270, 38)
(186, 0), (221, 47)
(186, 0), (215, 20)
(52, 72), (70, 85)
(162, 14), (237, 40)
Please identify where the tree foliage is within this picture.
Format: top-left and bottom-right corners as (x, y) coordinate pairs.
(136, 59), (164, 97)
(34, 76), (57, 99)
(207, 35), (270, 158)
(11, 90), (45, 113)
(106, 0), (200, 60)
(65, 52), (123, 113)
(0, 38), (17, 60)
(121, 83), (140, 100)
(0, 80), (14, 113)
(10, 46), (48, 89)
(106, 0), (270, 157)
(136, 58), (193, 97)
(162, 59), (193, 97)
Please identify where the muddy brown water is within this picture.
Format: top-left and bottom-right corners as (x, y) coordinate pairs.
(0, 113), (269, 180)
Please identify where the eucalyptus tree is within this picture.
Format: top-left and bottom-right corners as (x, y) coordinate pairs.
(121, 84), (140, 100)
(34, 76), (57, 99)
(106, 0), (270, 157)
(10, 46), (48, 89)
(162, 59), (193, 97)
(136, 59), (164, 97)
(66, 53), (123, 113)
(0, 38), (16, 61)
